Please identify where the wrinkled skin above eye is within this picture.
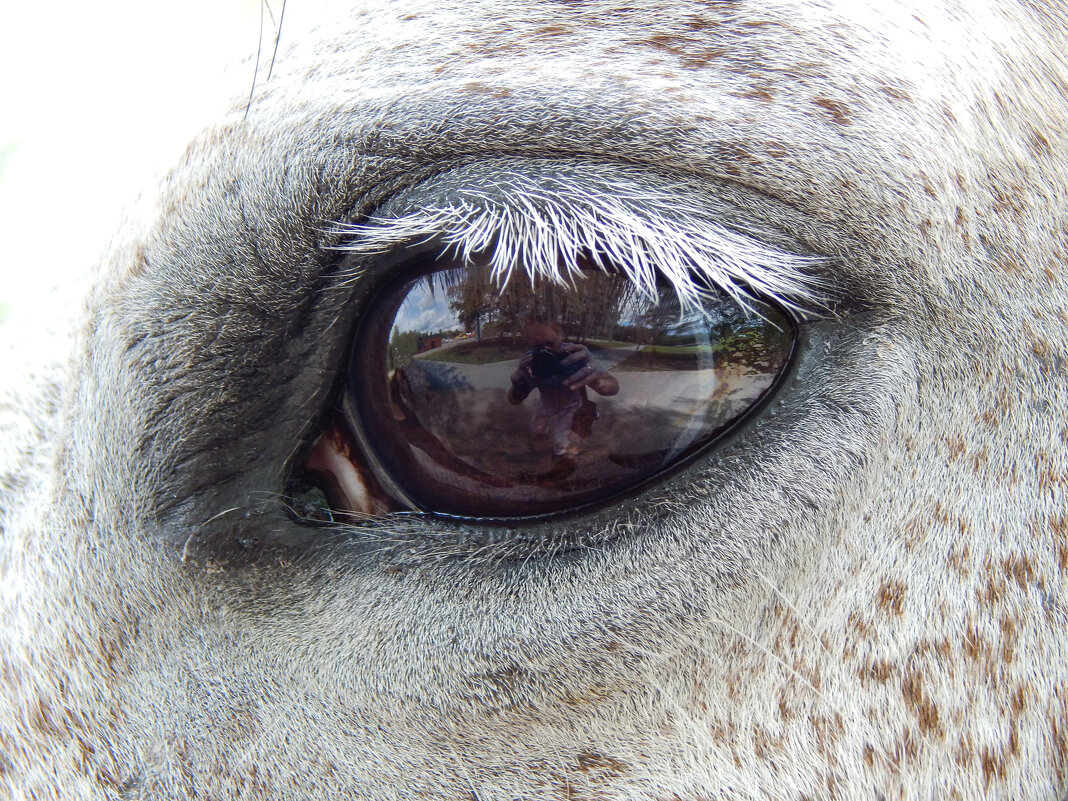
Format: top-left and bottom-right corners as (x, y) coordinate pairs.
(304, 261), (795, 519)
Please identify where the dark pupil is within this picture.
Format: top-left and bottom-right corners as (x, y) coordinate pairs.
(347, 262), (794, 518)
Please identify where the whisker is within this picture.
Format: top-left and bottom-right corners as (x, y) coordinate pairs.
(244, 0), (266, 121)
(266, 0), (287, 82)
(752, 567), (831, 657)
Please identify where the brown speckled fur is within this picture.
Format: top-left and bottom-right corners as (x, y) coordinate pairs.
(2, 1), (1068, 799)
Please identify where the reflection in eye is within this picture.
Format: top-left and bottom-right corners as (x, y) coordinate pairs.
(295, 260), (795, 521)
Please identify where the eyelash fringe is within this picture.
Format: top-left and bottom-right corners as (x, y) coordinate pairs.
(330, 167), (829, 317)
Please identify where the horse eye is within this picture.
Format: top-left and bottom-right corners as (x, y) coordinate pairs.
(295, 259), (796, 521)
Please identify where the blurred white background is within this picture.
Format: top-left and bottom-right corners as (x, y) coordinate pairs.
(0, 0), (263, 351)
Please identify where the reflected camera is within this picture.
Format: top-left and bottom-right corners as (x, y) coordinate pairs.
(530, 347), (583, 381)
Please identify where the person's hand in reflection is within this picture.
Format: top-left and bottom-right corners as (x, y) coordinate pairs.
(508, 352), (536, 405)
(559, 343), (619, 396)
(507, 320), (619, 458)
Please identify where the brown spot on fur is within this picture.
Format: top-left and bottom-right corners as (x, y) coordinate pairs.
(732, 87), (776, 102)
(935, 638), (953, 661)
(880, 84), (912, 102)
(763, 141), (790, 159)
(887, 730), (921, 769)
(847, 610), (876, 641)
(721, 142), (761, 165)
(956, 733), (975, 769)
(992, 184), (1027, 215)
(876, 580), (907, 617)
(1010, 685), (1028, 716)
(812, 97), (851, 125)
(753, 726), (785, 759)
(533, 25), (573, 38)
(94, 765), (126, 794)
(683, 50), (726, 69)
(1052, 516), (1068, 571)
(1038, 450), (1068, 492)
(1052, 716), (1068, 784)
(1002, 554), (1037, 590)
(862, 744), (875, 768)
(944, 434), (966, 461)
(642, 34), (725, 68)
(1027, 128), (1054, 158)
(901, 669), (942, 736)
(980, 747), (1007, 788)
(683, 15), (718, 31)
(979, 575), (1006, 607)
(902, 511), (934, 550)
(808, 713), (845, 756)
(999, 615), (1018, 663)
(858, 662), (892, 687)
(962, 625), (991, 662)
(948, 544), (971, 576)
(868, 659), (894, 683)
(562, 685), (613, 706)
(462, 39), (523, 57)
(919, 172), (939, 198)
(462, 81), (513, 99)
(575, 751), (628, 778)
(777, 691), (796, 721)
(29, 695), (68, 739)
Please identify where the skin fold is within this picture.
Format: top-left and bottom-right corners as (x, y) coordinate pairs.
(1, 1), (1067, 798)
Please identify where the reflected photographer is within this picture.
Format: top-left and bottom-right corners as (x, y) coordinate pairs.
(508, 320), (618, 458)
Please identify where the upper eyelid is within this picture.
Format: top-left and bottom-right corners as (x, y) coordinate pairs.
(329, 159), (831, 318)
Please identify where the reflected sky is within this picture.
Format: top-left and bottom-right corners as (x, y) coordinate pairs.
(394, 281), (459, 333)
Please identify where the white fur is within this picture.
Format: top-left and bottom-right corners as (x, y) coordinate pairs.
(2, 1), (1067, 799)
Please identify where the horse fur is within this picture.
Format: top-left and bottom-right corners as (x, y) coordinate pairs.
(2, 1), (1067, 798)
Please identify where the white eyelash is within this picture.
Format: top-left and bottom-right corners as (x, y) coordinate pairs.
(330, 166), (828, 315)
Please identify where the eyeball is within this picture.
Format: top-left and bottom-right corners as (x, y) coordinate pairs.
(312, 259), (796, 520)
